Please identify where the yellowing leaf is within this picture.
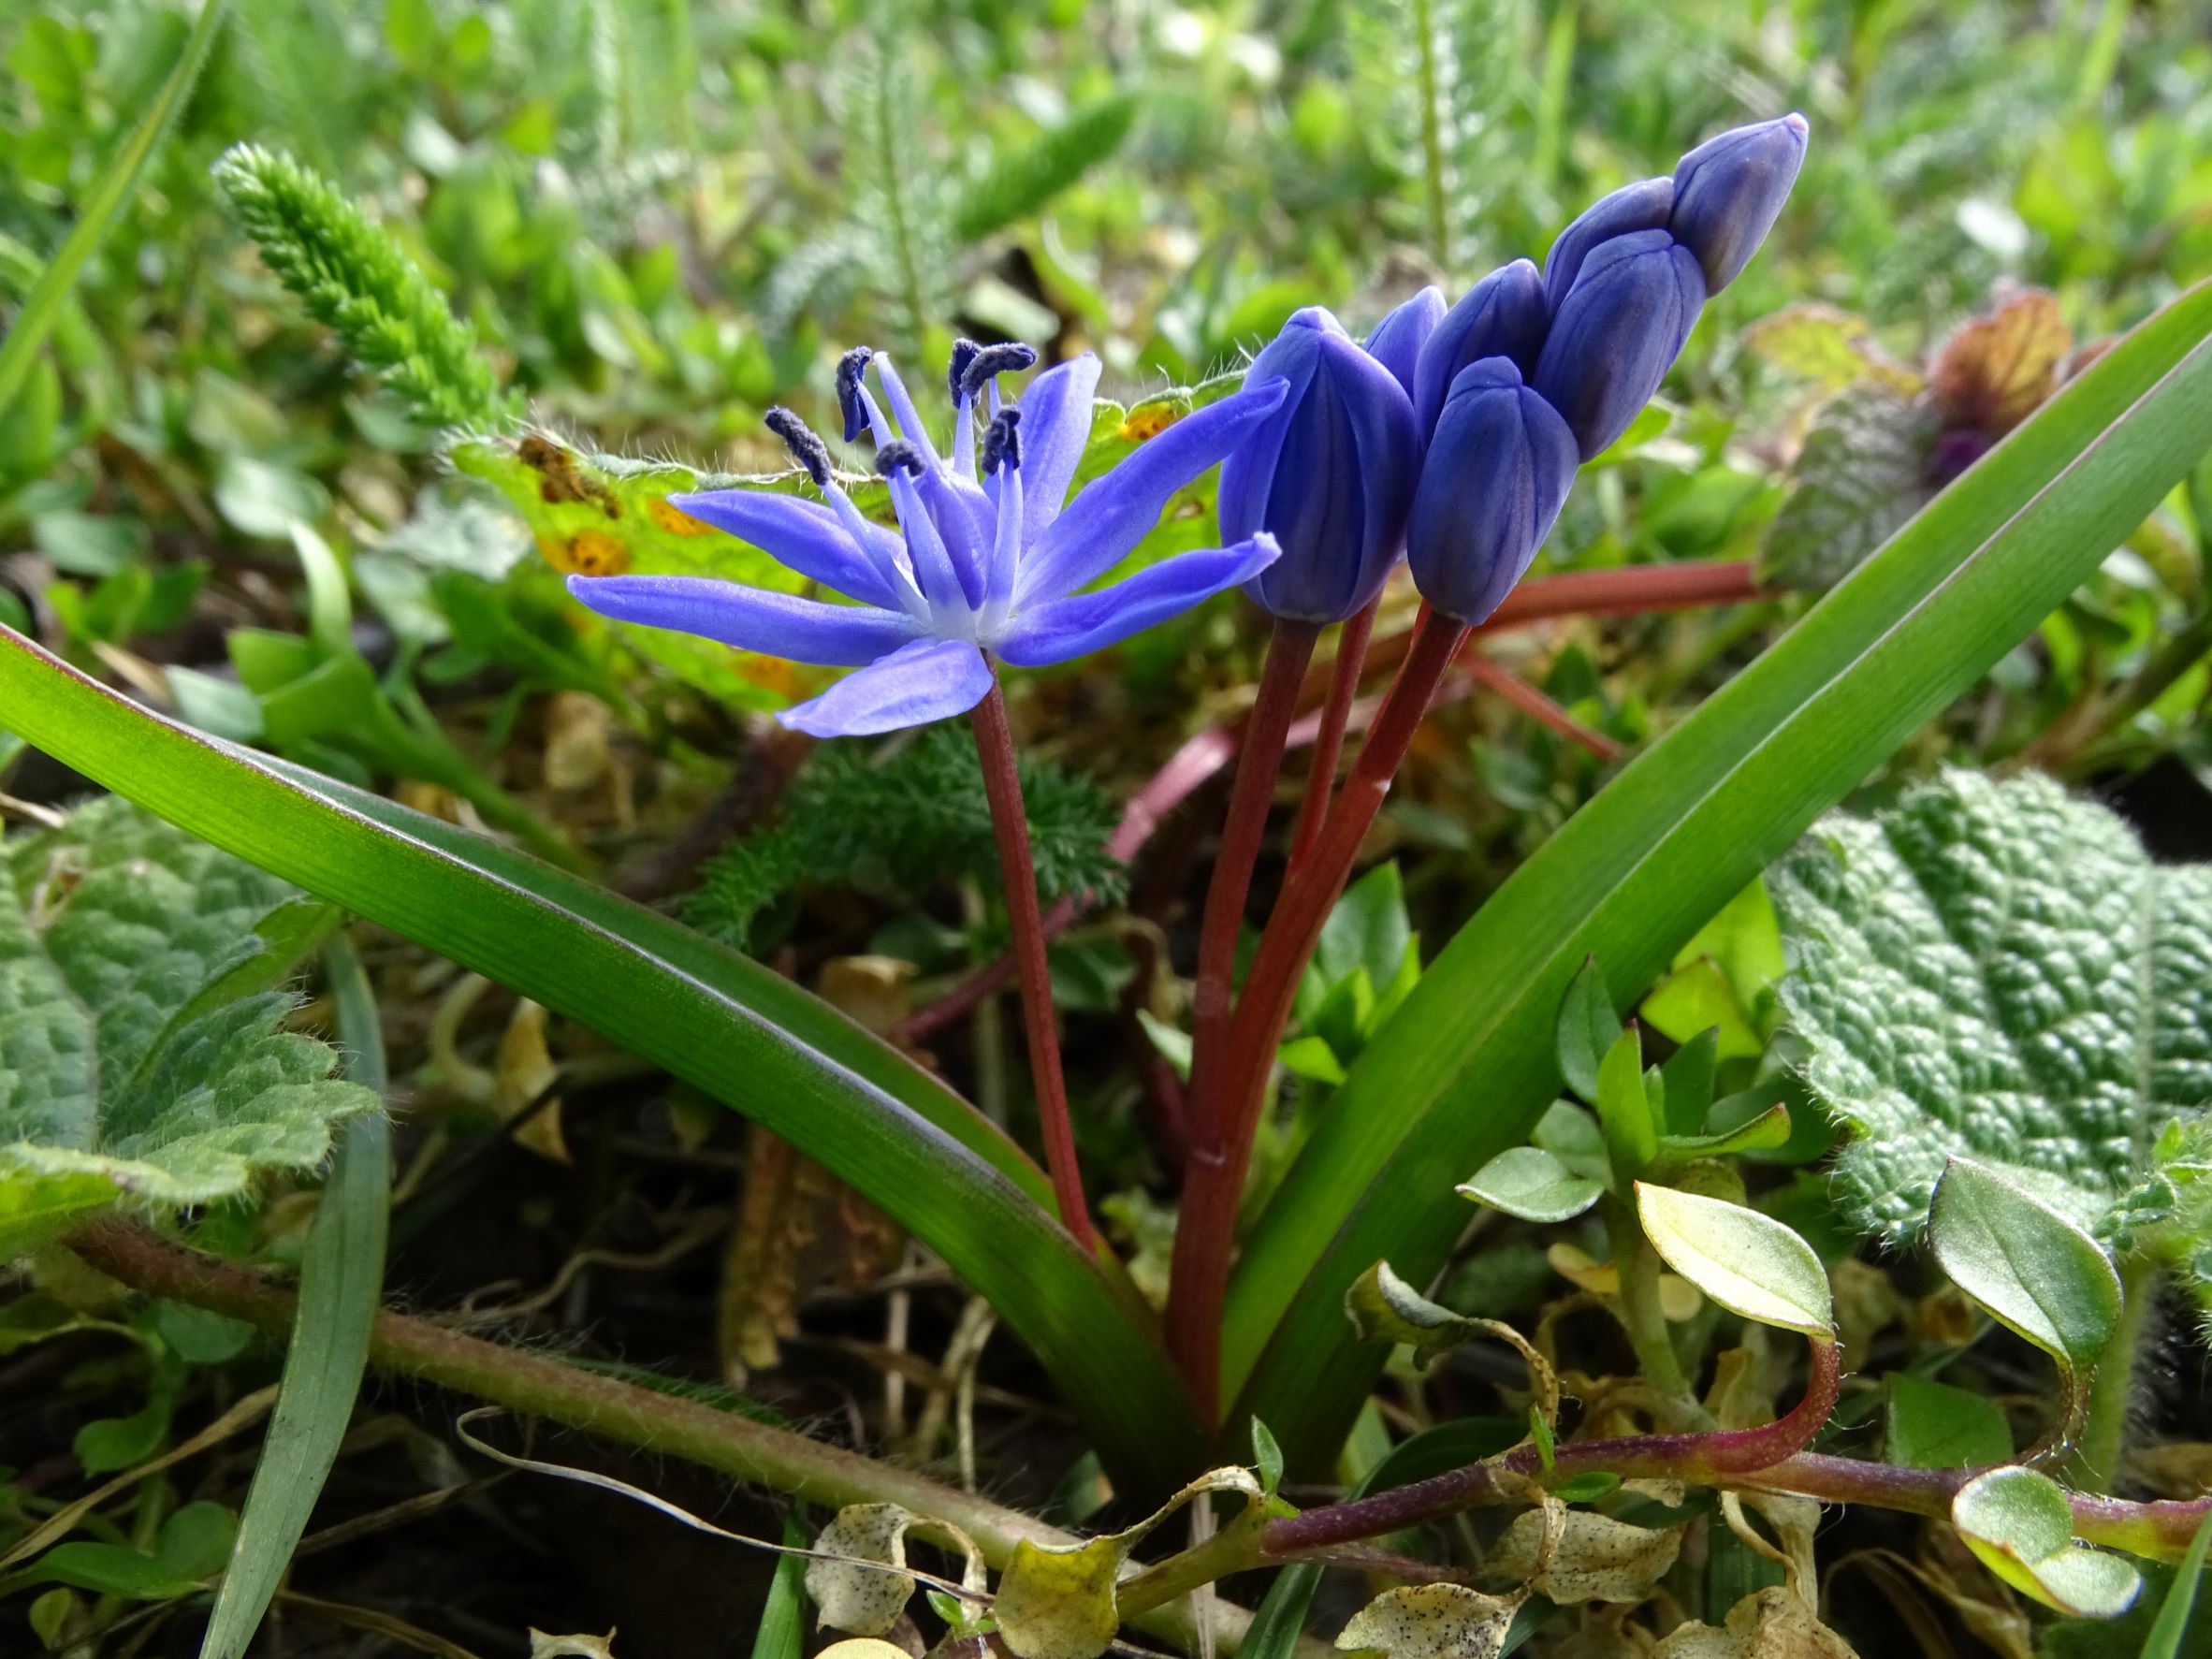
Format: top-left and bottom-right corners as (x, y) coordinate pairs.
(992, 1467), (1263, 1659)
(1930, 290), (2073, 438)
(1743, 304), (1920, 396)
(1335, 1583), (1523, 1659)
(804, 1505), (983, 1637)
(1636, 1184), (1833, 1338)
(994, 1538), (1123, 1659)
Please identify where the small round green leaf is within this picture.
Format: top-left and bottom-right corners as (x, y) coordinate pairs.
(1928, 1158), (2121, 1374)
(1952, 1466), (2141, 1618)
(1458, 1146), (1604, 1223)
(1634, 1183), (1834, 1337)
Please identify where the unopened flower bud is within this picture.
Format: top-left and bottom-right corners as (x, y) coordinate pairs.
(1669, 113), (1809, 293)
(1406, 358), (1579, 625)
(1218, 307), (1421, 623)
(1532, 229), (1705, 459)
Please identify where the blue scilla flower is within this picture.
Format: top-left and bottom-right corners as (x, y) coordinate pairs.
(1410, 259), (1550, 443)
(1668, 112), (1809, 293)
(1405, 357), (1579, 625)
(1217, 307), (1422, 625)
(567, 345), (1287, 737)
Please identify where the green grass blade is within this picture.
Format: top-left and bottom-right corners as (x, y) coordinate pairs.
(749, 1517), (810, 1659)
(2140, 1506), (2212, 1659)
(0, 640), (1201, 1491)
(197, 934), (389, 1659)
(1226, 278), (2212, 1465)
(0, 0), (229, 416)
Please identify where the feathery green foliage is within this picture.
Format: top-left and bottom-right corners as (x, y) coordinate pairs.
(952, 95), (1142, 243)
(1346, 0), (1529, 272)
(686, 726), (1125, 953)
(212, 144), (513, 428)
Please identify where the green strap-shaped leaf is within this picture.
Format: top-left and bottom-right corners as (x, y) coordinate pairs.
(0, 633), (1201, 1492)
(1226, 276), (2212, 1466)
(196, 937), (389, 1659)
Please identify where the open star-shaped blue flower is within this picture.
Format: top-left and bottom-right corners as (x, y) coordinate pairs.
(566, 344), (1287, 737)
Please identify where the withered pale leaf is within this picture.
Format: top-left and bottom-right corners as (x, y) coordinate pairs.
(1335, 1583), (1524, 1659)
(804, 1506), (983, 1637)
(1491, 1508), (1683, 1605)
(1651, 1586), (1858, 1658)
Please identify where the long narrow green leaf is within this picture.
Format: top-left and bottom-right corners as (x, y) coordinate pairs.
(2140, 1507), (2212, 1659)
(0, 645), (1201, 1491)
(749, 1517), (810, 1659)
(197, 935), (389, 1659)
(0, 0), (229, 416)
(1228, 278), (2212, 1465)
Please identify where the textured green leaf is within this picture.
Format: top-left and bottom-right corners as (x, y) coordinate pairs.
(0, 799), (375, 1257)
(1772, 769), (2212, 1243)
(1758, 384), (1940, 591)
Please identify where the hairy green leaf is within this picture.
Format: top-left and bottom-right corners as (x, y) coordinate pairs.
(1758, 384), (1940, 591)
(0, 799), (374, 1258)
(1772, 769), (2212, 1243)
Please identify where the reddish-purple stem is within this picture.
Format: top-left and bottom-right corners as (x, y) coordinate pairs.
(1288, 600), (1376, 870)
(968, 680), (1096, 1252)
(1169, 619), (1318, 1399)
(1264, 1339), (1842, 1554)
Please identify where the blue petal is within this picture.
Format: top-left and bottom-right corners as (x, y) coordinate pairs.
(1532, 229), (1705, 459)
(1669, 113), (1808, 292)
(1016, 379), (1291, 604)
(1411, 260), (1551, 442)
(1541, 176), (1675, 313)
(1362, 286), (1445, 399)
(565, 574), (919, 665)
(666, 489), (903, 610)
(1017, 352), (1104, 540)
(916, 467), (994, 608)
(778, 636), (994, 736)
(995, 534), (1279, 666)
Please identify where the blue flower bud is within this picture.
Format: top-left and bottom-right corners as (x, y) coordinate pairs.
(1668, 113), (1809, 293)
(1541, 177), (1674, 313)
(1406, 358), (1579, 625)
(1362, 286), (1445, 400)
(1410, 259), (1550, 443)
(1219, 307), (1421, 624)
(1532, 229), (1705, 459)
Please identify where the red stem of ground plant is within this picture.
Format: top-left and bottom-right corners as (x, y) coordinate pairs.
(969, 680), (1097, 1253)
(1169, 619), (1317, 1389)
(1264, 1339), (1843, 1553)
(1288, 600), (1375, 870)
(1164, 610), (1471, 1419)
(894, 560), (1763, 1045)
(1461, 652), (1624, 763)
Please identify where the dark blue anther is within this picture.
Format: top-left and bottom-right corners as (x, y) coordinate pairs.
(764, 407), (834, 488)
